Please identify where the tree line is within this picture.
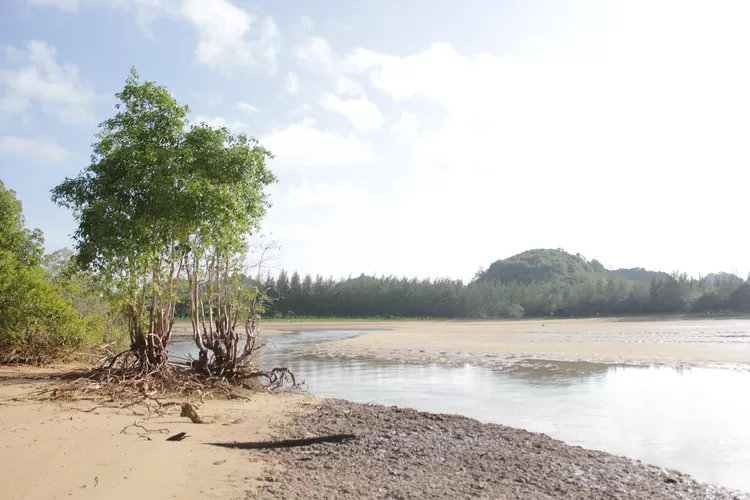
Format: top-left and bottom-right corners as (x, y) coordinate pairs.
(209, 269), (750, 320)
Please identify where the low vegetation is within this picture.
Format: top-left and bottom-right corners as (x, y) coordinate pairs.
(0, 181), (120, 363)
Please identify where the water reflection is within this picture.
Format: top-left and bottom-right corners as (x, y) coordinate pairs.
(170, 330), (750, 492)
(499, 359), (611, 386)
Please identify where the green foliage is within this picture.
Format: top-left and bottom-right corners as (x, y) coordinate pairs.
(730, 282), (750, 312)
(0, 182), (116, 362)
(181, 123), (275, 251)
(1, 179), (44, 267)
(51, 68), (194, 362)
(476, 249), (678, 288)
(0, 258), (79, 350)
(44, 248), (127, 349)
(51, 68), (275, 368)
(477, 249), (604, 285)
(52, 67), (274, 292)
(254, 263), (750, 320)
(52, 68), (193, 278)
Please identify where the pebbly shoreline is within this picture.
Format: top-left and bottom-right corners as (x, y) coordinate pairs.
(251, 399), (748, 500)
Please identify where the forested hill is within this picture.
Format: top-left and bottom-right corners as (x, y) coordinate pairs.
(474, 249), (669, 285)
(475, 249), (605, 284)
(234, 248), (749, 320)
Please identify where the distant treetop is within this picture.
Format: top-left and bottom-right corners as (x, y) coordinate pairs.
(475, 248), (668, 285)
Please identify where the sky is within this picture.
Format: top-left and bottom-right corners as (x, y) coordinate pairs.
(1, 0), (749, 281)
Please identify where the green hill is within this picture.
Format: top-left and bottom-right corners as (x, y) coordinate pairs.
(476, 249), (606, 285)
(610, 267), (668, 281)
(476, 249), (674, 285)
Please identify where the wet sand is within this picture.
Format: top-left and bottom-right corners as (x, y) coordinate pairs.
(297, 317), (750, 367)
(256, 399), (748, 499)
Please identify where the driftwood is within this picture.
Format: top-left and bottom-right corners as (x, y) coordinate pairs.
(180, 403), (204, 423)
(167, 432), (188, 441)
(120, 421), (169, 435)
(208, 434), (357, 450)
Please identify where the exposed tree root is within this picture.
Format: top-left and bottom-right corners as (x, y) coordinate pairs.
(245, 367), (297, 391)
(4, 348), (299, 415)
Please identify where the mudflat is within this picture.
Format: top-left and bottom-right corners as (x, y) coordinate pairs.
(285, 317), (750, 366)
(255, 399), (748, 499)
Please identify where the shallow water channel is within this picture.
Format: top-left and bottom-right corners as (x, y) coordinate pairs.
(170, 329), (750, 492)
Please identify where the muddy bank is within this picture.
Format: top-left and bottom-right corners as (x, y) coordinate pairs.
(254, 399), (748, 500)
(305, 318), (750, 367)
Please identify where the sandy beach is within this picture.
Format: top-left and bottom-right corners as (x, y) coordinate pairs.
(0, 368), (315, 500)
(288, 317), (750, 367)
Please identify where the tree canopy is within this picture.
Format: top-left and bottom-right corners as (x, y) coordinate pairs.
(52, 68), (276, 369)
(1, 180), (44, 267)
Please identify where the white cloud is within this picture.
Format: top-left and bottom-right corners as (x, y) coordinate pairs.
(27, 0), (78, 11)
(30, 0), (281, 74)
(391, 111), (419, 135)
(178, 0), (280, 74)
(285, 72), (300, 94)
(265, 180), (383, 273)
(0, 95), (29, 116)
(296, 36), (334, 70)
(298, 16), (314, 33)
(193, 114), (248, 130)
(282, 181), (373, 209)
(344, 43), (469, 104)
(343, 15), (749, 277)
(0, 40), (94, 124)
(260, 119), (371, 170)
(265, 6), (750, 279)
(235, 101), (260, 113)
(290, 102), (312, 116)
(334, 76), (365, 97)
(319, 93), (384, 131)
(0, 136), (68, 163)
(343, 36), (750, 184)
(256, 17), (281, 73)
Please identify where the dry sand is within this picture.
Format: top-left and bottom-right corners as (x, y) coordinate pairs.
(0, 368), (315, 500)
(293, 317), (750, 367)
